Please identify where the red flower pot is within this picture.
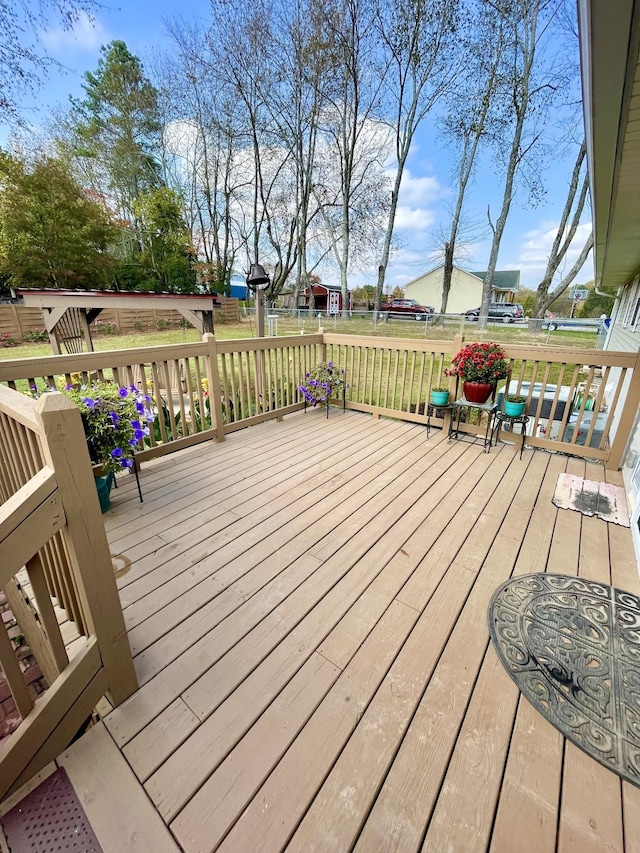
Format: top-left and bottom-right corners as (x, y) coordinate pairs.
(463, 381), (494, 404)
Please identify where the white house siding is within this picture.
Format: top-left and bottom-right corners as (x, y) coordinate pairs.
(405, 266), (483, 314)
(604, 275), (640, 506)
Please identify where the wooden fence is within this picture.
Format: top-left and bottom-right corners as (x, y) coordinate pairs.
(0, 386), (137, 800)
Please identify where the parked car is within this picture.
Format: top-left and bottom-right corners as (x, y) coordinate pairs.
(380, 298), (434, 321)
(464, 302), (525, 323)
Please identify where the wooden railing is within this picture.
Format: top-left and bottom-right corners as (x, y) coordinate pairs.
(0, 386), (137, 800)
(217, 335), (321, 433)
(0, 334), (322, 462)
(1, 331), (638, 472)
(324, 334), (453, 423)
(324, 332), (640, 468)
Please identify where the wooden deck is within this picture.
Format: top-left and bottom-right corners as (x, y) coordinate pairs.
(60, 410), (640, 850)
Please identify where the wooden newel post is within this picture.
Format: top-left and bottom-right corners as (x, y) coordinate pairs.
(203, 333), (226, 443)
(608, 346), (640, 470)
(34, 392), (138, 706)
(318, 328), (326, 365)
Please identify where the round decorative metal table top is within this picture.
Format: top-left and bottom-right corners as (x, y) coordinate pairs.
(488, 573), (640, 787)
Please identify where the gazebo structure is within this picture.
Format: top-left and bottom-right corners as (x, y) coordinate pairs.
(17, 290), (225, 354)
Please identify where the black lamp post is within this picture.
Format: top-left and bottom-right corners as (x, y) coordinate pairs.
(246, 263), (270, 338)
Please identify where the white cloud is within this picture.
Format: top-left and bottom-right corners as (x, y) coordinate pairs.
(510, 221), (593, 286)
(41, 12), (108, 53)
(398, 169), (443, 207)
(394, 206), (435, 232)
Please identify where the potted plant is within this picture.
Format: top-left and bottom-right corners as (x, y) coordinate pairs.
(430, 386), (450, 406)
(62, 381), (155, 511)
(299, 361), (347, 414)
(446, 342), (509, 404)
(503, 394), (527, 417)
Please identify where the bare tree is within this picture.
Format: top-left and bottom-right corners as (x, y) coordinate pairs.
(312, 0), (392, 316)
(157, 16), (252, 292)
(480, 0), (565, 325)
(437, 7), (506, 314)
(532, 139), (592, 316)
(267, 0), (330, 304)
(0, 0), (101, 127)
(373, 0), (459, 309)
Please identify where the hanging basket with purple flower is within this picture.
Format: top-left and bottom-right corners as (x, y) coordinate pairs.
(62, 381), (155, 475)
(299, 361), (347, 408)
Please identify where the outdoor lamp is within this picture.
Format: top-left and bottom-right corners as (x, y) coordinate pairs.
(246, 263), (270, 291)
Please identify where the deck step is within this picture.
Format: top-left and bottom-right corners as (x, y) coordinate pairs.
(1, 765), (103, 852)
(56, 722), (178, 853)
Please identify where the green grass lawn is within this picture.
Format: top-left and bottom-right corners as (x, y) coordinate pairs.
(0, 316), (597, 362)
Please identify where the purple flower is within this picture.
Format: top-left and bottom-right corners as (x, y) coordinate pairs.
(129, 438), (138, 447)
(110, 447), (124, 458)
(118, 387), (128, 398)
(83, 397), (96, 409)
(110, 411), (119, 423)
(135, 401), (145, 414)
(122, 458), (134, 469)
(131, 420), (141, 430)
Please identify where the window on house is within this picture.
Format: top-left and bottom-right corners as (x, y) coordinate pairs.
(623, 277), (640, 326)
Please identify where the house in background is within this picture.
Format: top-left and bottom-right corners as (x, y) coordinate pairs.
(578, 0), (640, 560)
(469, 270), (520, 303)
(404, 265), (520, 313)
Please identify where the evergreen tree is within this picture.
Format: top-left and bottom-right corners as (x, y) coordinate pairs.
(70, 40), (162, 222)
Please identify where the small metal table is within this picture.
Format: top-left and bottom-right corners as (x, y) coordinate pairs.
(491, 410), (530, 459)
(426, 402), (454, 437)
(449, 397), (497, 451)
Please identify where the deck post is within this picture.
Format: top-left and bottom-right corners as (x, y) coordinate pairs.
(203, 333), (226, 442)
(451, 332), (465, 353)
(34, 392), (138, 706)
(607, 346), (640, 470)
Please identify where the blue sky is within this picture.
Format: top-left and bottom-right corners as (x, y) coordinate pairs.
(11, 0), (593, 295)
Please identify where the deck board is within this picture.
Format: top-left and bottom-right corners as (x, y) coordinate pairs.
(90, 410), (639, 852)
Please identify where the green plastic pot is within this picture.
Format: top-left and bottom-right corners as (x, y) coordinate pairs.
(95, 471), (115, 513)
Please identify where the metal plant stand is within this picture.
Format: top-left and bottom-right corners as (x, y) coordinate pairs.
(426, 402), (454, 438)
(449, 397), (498, 451)
(491, 410), (530, 459)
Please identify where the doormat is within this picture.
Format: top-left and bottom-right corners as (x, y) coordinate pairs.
(552, 472), (630, 526)
(1, 767), (103, 852)
(489, 574), (640, 787)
